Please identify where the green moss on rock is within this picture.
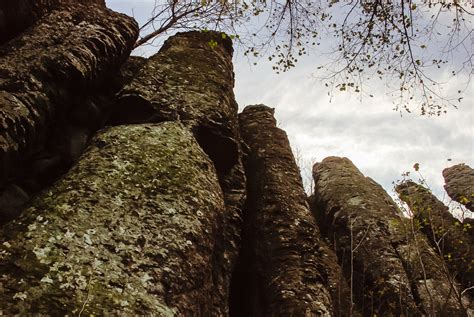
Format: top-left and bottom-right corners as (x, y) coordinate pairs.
(0, 122), (226, 315)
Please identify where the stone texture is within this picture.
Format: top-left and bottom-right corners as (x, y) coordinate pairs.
(235, 105), (351, 316)
(443, 164), (474, 212)
(0, 0), (106, 44)
(312, 157), (467, 316)
(112, 31), (239, 174)
(112, 56), (148, 92)
(0, 122), (232, 315)
(112, 31), (246, 315)
(397, 180), (474, 295)
(0, 5), (138, 188)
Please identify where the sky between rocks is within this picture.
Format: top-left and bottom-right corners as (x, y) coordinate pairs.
(107, 0), (473, 214)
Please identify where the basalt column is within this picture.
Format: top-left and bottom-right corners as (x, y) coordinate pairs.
(236, 105), (351, 316)
(0, 122), (230, 315)
(396, 180), (474, 295)
(113, 31), (245, 315)
(312, 157), (467, 316)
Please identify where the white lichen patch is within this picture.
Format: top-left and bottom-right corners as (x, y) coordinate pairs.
(41, 275), (54, 284)
(33, 245), (52, 264)
(13, 292), (27, 301)
(0, 123), (225, 314)
(83, 234), (93, 245)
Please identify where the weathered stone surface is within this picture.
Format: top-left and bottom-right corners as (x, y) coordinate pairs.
(234, 105), (350, 316)
(113, 31), (239, 174)
(312, 157), (467, 316)
(113, 31), (245, 314)
(0, 0), (106, 44)
(0, 184), (30, 225)
(0, 5), (138, 187)
(112, 55), (148, 92)
(443, 164), (474, 212)
(0, 122), (232, 315)
(397, 180), (474, 295)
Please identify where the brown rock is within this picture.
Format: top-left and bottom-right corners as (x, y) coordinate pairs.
(234, 105), (351, 316)
(0, 184), (29, 224)
(0, 5), (138, 187)
(443, 164), (474, 212)
(112, 55), (148, 91)
(396, 180), (474, 295)
(0, 0), (106, 44)
(0, 122), (232, 315)
(113, 31), (245, 314)
(313, 157), (467, 315)
(113, 31), (239, 174)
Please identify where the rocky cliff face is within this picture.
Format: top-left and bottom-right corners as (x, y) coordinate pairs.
(0, 3), (472, 316)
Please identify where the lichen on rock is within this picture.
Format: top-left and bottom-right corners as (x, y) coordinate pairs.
(397, 180), (474, 298)
(312, 157), (468, 315)
(0, 4), (138, 188)
(443, 163), (474, 212)
(112, 30), (239, 174)
(0, 122), (228, 315)
(235, 105), (351, 316)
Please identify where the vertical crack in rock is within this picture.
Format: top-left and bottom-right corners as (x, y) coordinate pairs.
(0, 5), (138, 217)
(0, 0), (106, 44)
(235, 105), (351, 316)
(396, 180), (474, 300)
(443, 164), (474, 212)
(312, 157), (467, 315)
(0, 122), (230, 315)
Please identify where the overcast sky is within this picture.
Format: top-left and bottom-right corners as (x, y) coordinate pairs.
(107, 1), (473, 215)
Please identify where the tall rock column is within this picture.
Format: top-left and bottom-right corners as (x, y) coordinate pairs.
(312, 157), (467, 316)
(236, 105), (351, 316)
(396, 180), (474, 294)
(0, 122), (230, 315)
(443, 164), (474, 212)
(111, 31), (245, 315)
(0, 5), (138, 191)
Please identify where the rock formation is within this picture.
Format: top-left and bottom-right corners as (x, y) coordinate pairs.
(396, 180), (474, 294)
(0, 4), (138, 208)
(443, 164), (474, 212)
(111, 30), (246, 315)
(235, 105), (352, 316)
(0, 0), (106, 44)
(0, 2), (471, 315)
(0, 123), (229, 315)
(312, 157), (468, 316)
